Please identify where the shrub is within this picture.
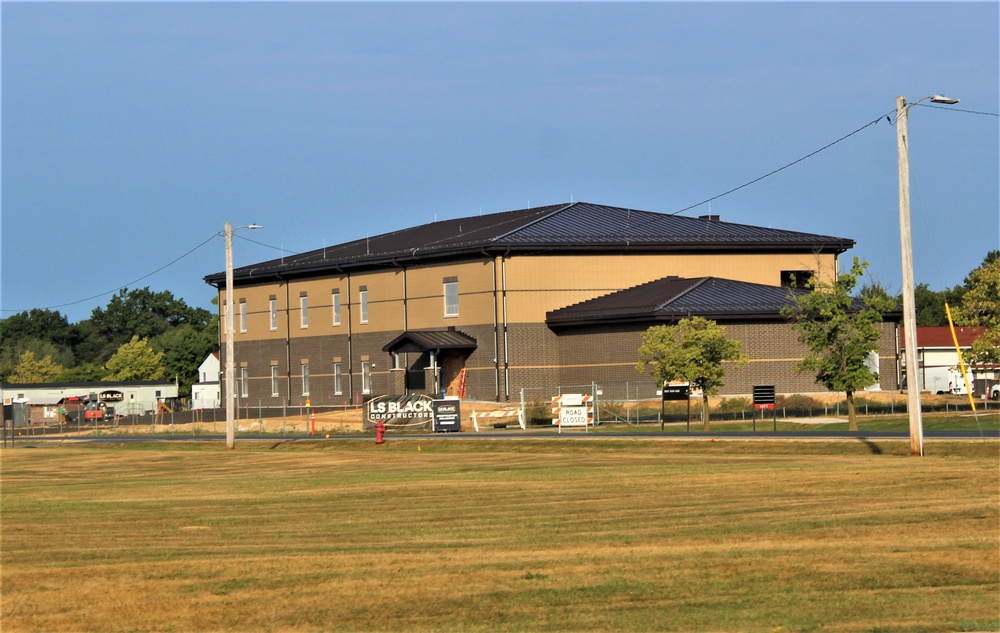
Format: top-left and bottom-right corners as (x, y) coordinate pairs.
(776, 394), (823, 410)
(718, 397), (752, 412)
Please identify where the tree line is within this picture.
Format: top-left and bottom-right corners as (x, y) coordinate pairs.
(0, 287), (217, 395)
(3, 251), (996, 405)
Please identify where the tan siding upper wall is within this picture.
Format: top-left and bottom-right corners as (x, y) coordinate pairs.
(404, 260), (496, 329)
(223, 250), (839, 343)
(503, 252), (838, 322)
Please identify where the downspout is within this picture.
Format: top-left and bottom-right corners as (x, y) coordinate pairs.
(276, 273), (292, 404)
(501, 253), (510, 401)
(345, 270), (354, 405)
(400, 262), (409, 395)
(491, 253), (501, 402)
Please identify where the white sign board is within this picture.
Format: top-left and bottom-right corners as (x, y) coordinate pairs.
(559, 406), (589, 427)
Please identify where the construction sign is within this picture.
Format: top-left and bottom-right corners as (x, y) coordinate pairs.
(551, 394), (594, 431)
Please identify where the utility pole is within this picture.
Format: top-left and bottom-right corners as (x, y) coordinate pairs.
(896, 94), (959, 457)
(224, 222), (263, 450)
(225, 222), (235, 449)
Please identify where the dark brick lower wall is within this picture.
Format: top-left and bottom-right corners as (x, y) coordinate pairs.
(229, 319), (900, 405)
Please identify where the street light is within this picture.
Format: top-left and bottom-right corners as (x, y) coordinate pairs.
(896, 94), (958, 457)
(224, 222), (263, 449)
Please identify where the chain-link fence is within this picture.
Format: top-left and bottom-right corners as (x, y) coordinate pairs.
(3, 386), (996, 443)
(1, 400), (368, 441)
(514, 382), (999, 428)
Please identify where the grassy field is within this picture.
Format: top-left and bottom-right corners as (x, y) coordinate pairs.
(1, 438), (997, 632)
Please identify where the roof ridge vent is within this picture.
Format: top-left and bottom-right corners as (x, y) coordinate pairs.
(699, 214), (720, 222)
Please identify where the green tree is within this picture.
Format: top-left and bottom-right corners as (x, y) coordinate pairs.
(89, 287), (213, 356)
(0, 309), (77, 380)
(636, 316), (748, 431)
(953, 251), (1000, 366)
(782, 257), (896, 431)
(151, 324), (217, 396)
(55, 363), (109, 383)
(0, 338), (73, 383)
(104, 335), (167, 381)
(914, 283), (966, 327)
(10, 350), (64, 383)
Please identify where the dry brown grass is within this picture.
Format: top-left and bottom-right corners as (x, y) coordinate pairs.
(2, 439), (997, 632)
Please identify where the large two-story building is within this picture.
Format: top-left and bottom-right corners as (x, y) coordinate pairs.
(204, 201), (900, 405)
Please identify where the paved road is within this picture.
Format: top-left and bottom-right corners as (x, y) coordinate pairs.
(6, 428), (997, 445)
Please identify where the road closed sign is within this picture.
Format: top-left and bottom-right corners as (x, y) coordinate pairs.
(559, 406), (588, 426)
(552, 394), (593, 429)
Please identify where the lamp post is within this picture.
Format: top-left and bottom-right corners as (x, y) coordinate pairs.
(224, 222), (263, 449)
(896, 94), (958, 457)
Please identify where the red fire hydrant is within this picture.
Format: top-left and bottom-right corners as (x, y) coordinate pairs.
(375, 420), (386, 445)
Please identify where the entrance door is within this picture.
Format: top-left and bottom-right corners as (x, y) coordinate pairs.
(440, 352), (467, 397)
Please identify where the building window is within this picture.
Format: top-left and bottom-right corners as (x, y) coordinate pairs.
(271, 366), (280, 397)
(361, 361), (372, 394)
(444, 279), (459, 317)
(300, 293), (309, 328)
(332, 290), (341, 326)
(270, 298), (278, 331)
(781, 270), (814, 288)
(359, 287), (369, 324)
(301, 363), (310, 396)
(240, 367), (249, 398)
(239, 300), (247, 333)
(334, 362), (343, 395)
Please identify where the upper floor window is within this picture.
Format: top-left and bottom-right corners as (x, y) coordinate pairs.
(239, 300), (247, 333)
(444, 279), (459, 317)
(781, 270), (814, 288)
(270, 298), (278, 331)
(332, 289), (341, 326)
(300, 293), (309, 328)
(359, 287), (369, 324)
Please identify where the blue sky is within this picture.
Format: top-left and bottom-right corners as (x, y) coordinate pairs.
(3, 2), (997, 324)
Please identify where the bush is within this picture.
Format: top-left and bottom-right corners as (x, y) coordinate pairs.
(776, 394), (823, 409)
(718, 397), (751, 412)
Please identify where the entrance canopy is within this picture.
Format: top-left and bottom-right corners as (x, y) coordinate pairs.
(382, 329), (477, 354)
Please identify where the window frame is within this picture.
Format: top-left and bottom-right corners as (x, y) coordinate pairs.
(361, 361), (372, 394)
(444, 280), (459, 317)
(240, 367), (249, 398)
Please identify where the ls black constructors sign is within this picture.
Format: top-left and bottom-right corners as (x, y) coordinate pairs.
(365, 394), (434, 431)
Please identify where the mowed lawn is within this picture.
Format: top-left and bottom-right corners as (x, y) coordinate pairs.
(1, 438), (997, 632)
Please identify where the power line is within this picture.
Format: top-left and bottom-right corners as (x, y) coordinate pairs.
(669, 110), (894, 216)
(1, 233), (220, 315)
(664, 102), (997, 218)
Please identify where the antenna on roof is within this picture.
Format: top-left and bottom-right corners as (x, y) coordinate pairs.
(323, 239), (326, 260)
